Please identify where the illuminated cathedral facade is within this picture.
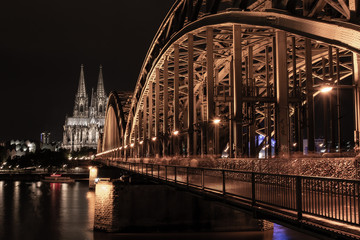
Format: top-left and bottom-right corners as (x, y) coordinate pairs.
(62, 65), (107, 151)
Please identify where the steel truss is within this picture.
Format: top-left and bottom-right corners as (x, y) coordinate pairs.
(98, 0), (360, 159)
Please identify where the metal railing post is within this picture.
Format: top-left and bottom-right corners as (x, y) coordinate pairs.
(201, 169), (205, 190)
(296, 176), (303, 220)
(252, 172), (256, 206)
(222, 170), (226, 195)
(165, 165), (168, 182)
(186, 167), (189, 187)
(158, 165), (160, 179)
(174, 166), (177, 183)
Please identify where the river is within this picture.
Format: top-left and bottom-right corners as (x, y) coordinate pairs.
(0, 181), (320, 240)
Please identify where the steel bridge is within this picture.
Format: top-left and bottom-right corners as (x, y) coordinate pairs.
(97, 0), (360, 159)
(95, 0), (360, 237)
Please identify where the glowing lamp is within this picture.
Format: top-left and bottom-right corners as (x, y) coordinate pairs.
(152, 137), (157, 141)
(320, 86), (333, 93)
(172, 130), (179, 136)
(213, 118), (221, 124)
(130, 143), (134, 148)
(139, 140), (144, 145)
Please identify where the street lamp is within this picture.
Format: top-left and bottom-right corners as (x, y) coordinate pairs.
(172, 130), (179, 136)
(152, 137), (157, 141)
(213, 118), (221, 124)
(320, 86), (333, 93)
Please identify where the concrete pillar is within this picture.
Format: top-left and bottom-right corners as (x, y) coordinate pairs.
(94, 181), (273, 232)
(206, 27), (215, 155)
(187, 34), (194, 156)
(233, 24), (243, 157)
(163, 57), (169, 156)
(89, 167), (98, 190)
(275, 30), (290, 157)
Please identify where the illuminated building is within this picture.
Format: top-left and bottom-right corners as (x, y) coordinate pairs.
(62, 65), (107, 151)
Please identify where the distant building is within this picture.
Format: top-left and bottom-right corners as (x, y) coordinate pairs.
(9, 139), (36, 159)
(62, 65), (107, 151)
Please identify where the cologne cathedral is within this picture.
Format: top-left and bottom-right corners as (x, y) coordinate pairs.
(62, 65), (107, 151)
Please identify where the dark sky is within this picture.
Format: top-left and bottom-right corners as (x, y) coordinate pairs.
(0, 0), (174, 142)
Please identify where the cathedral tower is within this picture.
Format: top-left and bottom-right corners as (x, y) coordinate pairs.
(96, 65), (107, 117)
(73, 64), (89, 117)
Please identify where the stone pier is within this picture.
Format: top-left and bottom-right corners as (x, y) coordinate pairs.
(94, 181), (272, 232)
(89, 167), (98, 190)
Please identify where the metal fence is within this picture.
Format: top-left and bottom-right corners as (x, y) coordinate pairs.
(113, 160), (360, 226)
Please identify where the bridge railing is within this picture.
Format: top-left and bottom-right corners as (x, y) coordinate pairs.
(111, 160), (360, 226)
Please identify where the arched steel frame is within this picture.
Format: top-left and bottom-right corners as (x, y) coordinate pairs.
(99, 91), (127, 159)
(98, 0), (360, 160)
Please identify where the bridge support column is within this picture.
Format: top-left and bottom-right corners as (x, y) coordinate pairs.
(143, 96), (148, 157)
(148, 82), (153, 157)
(155, 68), (160, 158)
(248, 46), (256, 157)
(89, 167), (98, 190)
(275, 30), (290, 158)
(206, 27), (215, 155)
(94, 181), (272, 232)
(305, 38), (315, 153)
(163, 57), (169, 156)
(353, 53), (360, 151)
(174, 44), (180, 156)
(137, 113), (142, 158)
(233, 24), (243, 157)
(187, 34), (195, 156)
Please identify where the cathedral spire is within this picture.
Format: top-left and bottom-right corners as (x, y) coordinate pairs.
(77, 64), (87, 98)
(96, 65), (105, 98)
(90, 87), (95, 107)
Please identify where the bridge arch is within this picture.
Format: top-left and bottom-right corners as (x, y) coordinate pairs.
(99, 0), (360, 159)
(101, 91), (127, 155)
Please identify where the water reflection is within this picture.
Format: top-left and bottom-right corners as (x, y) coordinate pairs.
(0, 180), (319, 240)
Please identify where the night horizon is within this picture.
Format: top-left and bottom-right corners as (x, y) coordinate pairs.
(0, 0), (174, 142)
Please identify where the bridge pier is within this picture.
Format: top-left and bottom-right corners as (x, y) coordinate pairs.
(94, 180), (273, 233)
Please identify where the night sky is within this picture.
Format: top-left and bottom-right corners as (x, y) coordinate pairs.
(0, 0), (174, 142)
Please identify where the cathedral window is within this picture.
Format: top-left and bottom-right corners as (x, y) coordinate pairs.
(99, 105), (103, 113)
(80, 105), (83, 112)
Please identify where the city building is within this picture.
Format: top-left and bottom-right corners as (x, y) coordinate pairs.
(62, 65), (107, 151)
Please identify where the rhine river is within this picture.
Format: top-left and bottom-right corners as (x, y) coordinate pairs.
(0, 181), (320, 240)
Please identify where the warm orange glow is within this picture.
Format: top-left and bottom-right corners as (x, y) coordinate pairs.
(124, 145), (128, 149)
(139, 140), (144, 145)
(213, 118), (221, 124)
(152, 137), (157, 141)
(320, 86), (333, 93)
(172, 130), (179, 136)
(130, 143), (134, 148)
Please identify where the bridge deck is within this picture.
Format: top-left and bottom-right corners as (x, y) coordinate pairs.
(97, 159), (360, 239)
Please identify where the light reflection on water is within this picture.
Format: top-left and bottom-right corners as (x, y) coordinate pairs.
(0, 181), (319, 240)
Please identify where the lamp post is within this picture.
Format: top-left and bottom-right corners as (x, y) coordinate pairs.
(213, 118), (221, 156)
